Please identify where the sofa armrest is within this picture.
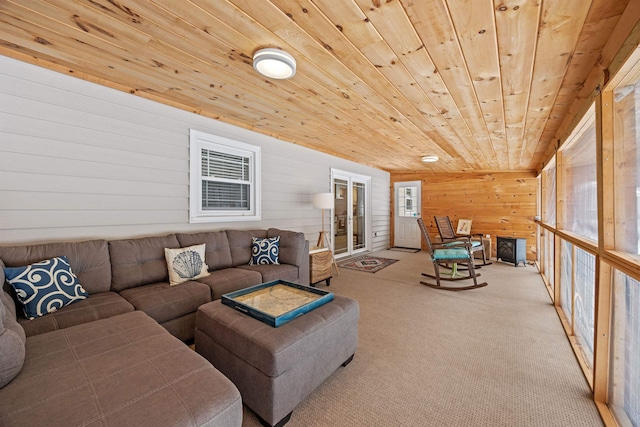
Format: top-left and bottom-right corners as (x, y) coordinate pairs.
(267, 229), (302, 266)
(268, 229), (310, 285)
(298, 240), (310, 286)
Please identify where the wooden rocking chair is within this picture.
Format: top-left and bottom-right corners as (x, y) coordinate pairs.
(417, 218), (488, 291)
(433, 216), (492, 266)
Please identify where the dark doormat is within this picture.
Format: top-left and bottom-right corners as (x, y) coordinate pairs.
(337, 255), (399, 273)
(389, 247), (421, 253)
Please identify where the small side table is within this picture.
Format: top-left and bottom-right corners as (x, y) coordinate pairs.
(309, 247), (333, 286)
(474, 237), (492, 262)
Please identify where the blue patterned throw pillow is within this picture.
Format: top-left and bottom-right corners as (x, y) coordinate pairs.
(4, 256), (89, 319)
(250, 236), (280, 265)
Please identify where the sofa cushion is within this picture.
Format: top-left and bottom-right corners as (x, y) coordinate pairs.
(165, 244), (210, 286)
(0, 239), (112, 294)
(268, 228), (306, 267)
(4, 256), (89, 319)
(196, 268), (263, 300)
(17, 291), (134, 337)
(236, 263), (300, 284)
(118, 281), (211, 324)
(0, 290), (26, 389)
(176, 231), (233, 270)
(0, 311), (242, 426)
(109, 234), (180, 292)
(249, 236), (280, 265)
(226, 229), (267, 267)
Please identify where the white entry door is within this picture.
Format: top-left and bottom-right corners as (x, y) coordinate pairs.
(394, 181), (422, 249)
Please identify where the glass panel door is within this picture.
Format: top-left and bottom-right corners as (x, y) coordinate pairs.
(334, 179), (348, 255)
(332, 170), (370, 257)
(353, 181), (366, 252)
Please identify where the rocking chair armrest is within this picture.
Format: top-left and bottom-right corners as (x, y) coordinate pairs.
(441, 241), (474, 250)
(431, 242), (451, 250)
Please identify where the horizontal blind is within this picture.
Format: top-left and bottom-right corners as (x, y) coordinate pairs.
(202, 181), (249, 210)
(201, 149), (249, 180)
(200, 148), (251, 211)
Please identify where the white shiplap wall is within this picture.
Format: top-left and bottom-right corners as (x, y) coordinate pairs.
(0, 56), (390, 251)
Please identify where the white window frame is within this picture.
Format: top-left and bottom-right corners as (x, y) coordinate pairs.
(189, 129), (261, 223)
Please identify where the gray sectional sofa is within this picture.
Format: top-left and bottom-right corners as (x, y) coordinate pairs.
(0, 228), (309, 427)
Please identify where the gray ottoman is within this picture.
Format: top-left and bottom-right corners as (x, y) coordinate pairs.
(195, 295), (359, 427)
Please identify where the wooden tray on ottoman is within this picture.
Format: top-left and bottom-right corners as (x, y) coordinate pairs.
(221, 280), (334, 327)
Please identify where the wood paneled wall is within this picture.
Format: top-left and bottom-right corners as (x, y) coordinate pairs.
(391, 172), (538, 260)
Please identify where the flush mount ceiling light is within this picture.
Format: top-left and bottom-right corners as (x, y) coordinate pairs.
(253, 48), (296, 79)
(421, 155), (439, 163)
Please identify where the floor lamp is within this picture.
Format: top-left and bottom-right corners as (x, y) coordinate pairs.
(312, 192), (339, 275)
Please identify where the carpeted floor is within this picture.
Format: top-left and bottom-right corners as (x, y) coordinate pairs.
(337, 254), (399, 273)
(240, 250), (603, 427)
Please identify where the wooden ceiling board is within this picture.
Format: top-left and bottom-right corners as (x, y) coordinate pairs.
(494, 0), (540, 171)
(0, 6), (201, 102)
(540, 0), (639, 167)
(404, 0), (499, 169)
(219, 0), (459, 170)
(446, 0), (507, 166)
(314, 0), (480, 167)
(533, 0), (629, 169)
(519, 0), (592, 169)
(239, 0), (469, 170)
(0, 0), (636, 173)
(267, 0), (482, 167)
(127, 1), (387, 138)
(310, 0), (485, 167)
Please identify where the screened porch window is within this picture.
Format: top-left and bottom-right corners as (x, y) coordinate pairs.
(542, 159), (557, 227)
(560, 106), (598, 242)
(189, 130), (261, 223)
(613, 81), (640, 256)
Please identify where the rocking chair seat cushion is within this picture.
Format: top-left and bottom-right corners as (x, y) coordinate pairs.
(433, 248), (470, 261)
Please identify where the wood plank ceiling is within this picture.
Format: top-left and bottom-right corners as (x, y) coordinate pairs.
(0, 0), (634, 172)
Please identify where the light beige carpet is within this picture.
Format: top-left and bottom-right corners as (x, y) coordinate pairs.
(240, 250), (603, 427)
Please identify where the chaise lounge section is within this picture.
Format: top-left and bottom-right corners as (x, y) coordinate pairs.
(0, 289), (242, 426)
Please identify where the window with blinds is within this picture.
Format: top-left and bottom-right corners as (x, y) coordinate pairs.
(189, 130), (261, 222)
(201, 149), (250, 210)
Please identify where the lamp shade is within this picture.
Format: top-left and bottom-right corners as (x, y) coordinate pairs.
(253, 48), (296, 79)
(312, 193), (334, 209)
